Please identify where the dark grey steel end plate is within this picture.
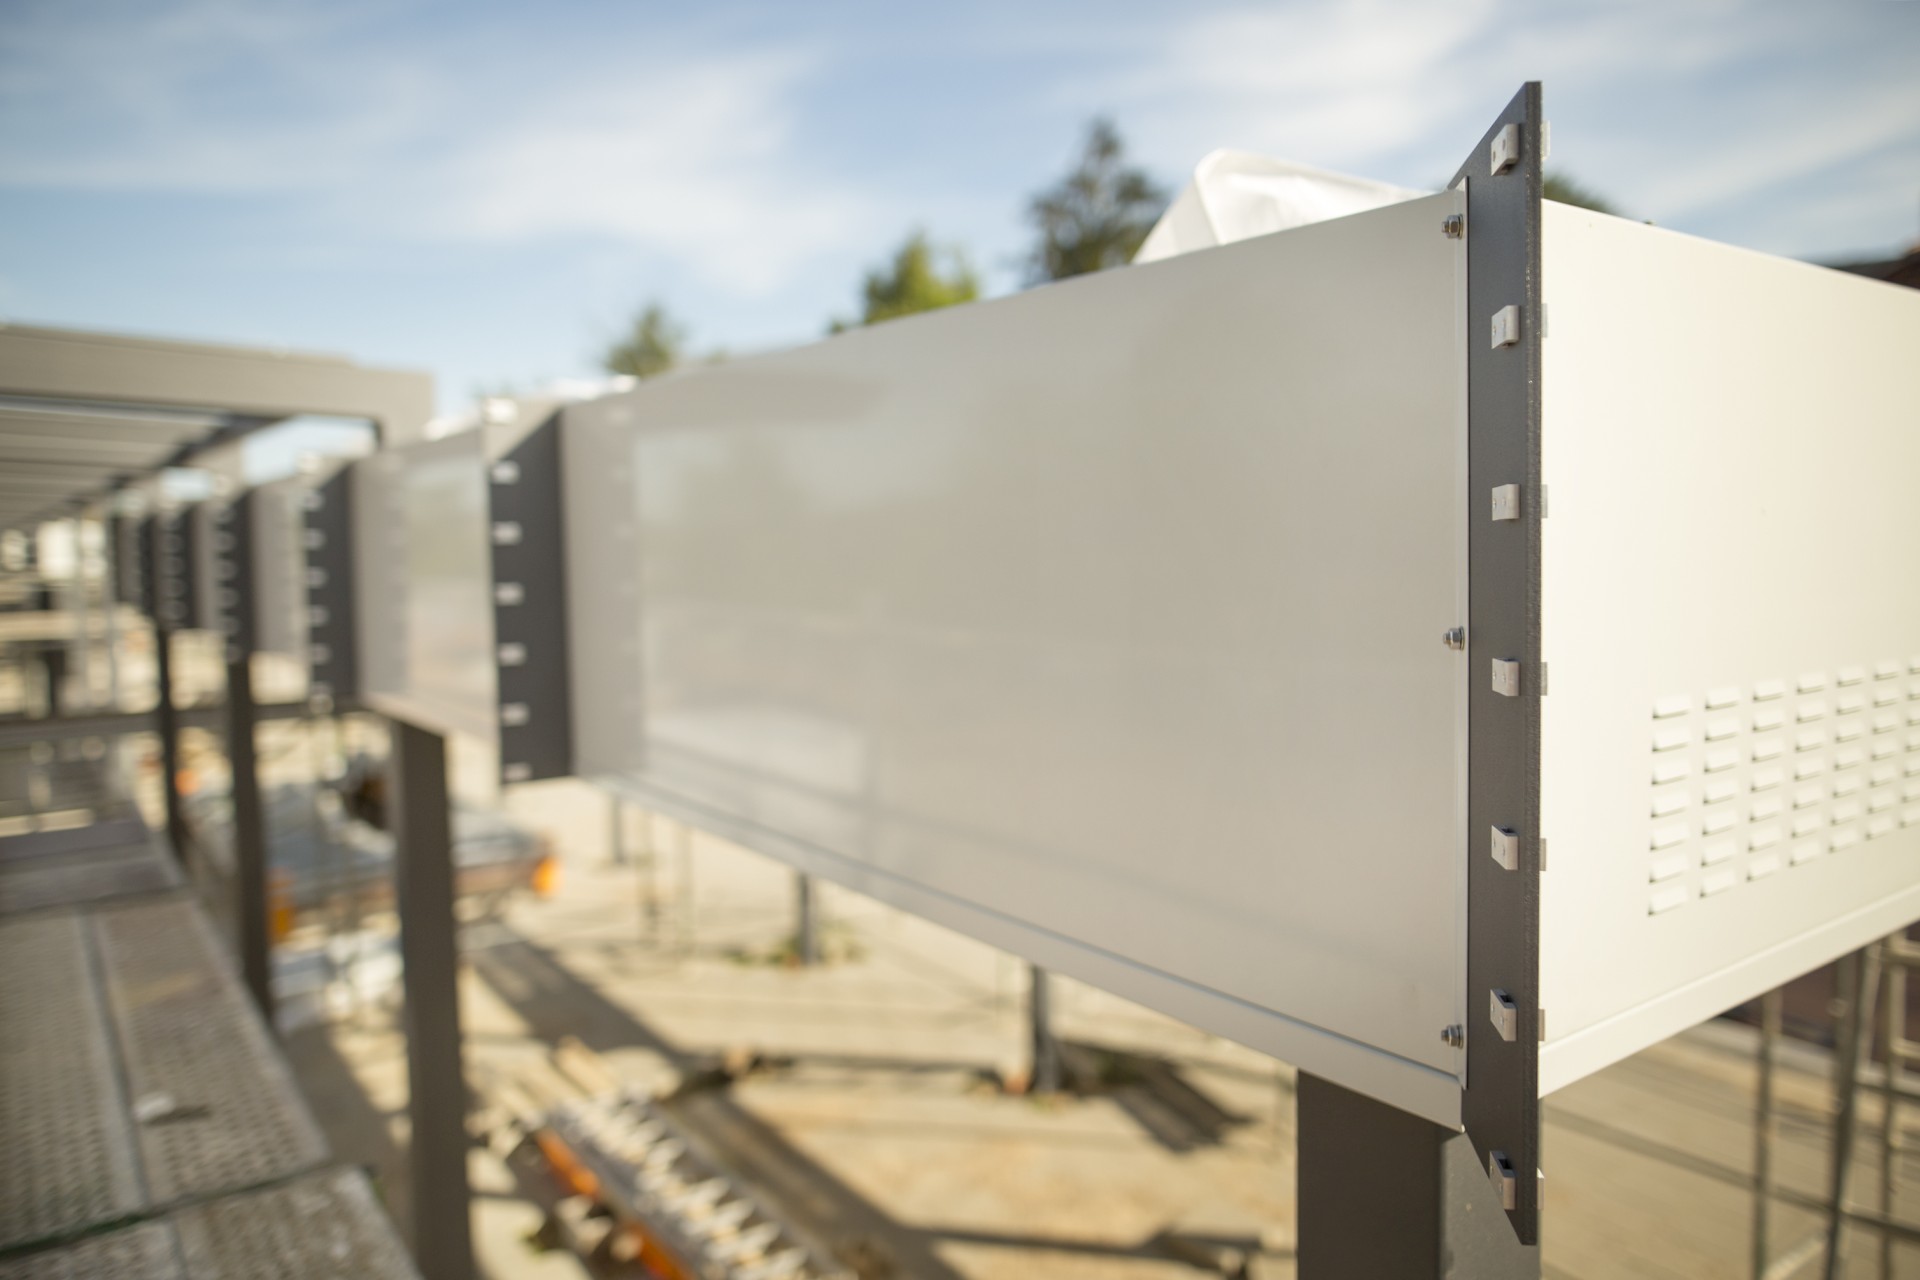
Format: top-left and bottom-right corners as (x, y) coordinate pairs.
(212, 492), (257, 663)
(304, 467), (360, 703)
(489, 414), (574, 783)
(1455, 81), (1545, 1244)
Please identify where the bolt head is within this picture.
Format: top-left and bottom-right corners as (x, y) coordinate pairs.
(1442, 214), (1464, 239)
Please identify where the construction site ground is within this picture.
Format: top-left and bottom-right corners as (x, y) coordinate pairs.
(271, 775), (1920, 1280)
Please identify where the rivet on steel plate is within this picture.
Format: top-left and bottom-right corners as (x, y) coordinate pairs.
(1444, 626), (1466, 650)
(1441, 214), (1464, 239)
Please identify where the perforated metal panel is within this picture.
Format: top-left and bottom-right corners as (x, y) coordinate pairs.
(0, 843), (180, 917)
(173, 1166), (418, 1280)
(0, 1222), (181, 1280)
(92, 899), (327, 1202)
(0, 914), (144, 1249)
(1641, 663), (1920, 915)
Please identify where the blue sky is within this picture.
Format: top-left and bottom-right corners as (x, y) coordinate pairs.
(3, 1), (1917, 414)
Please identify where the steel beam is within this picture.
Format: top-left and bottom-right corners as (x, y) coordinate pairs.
(1297, 1073), (1539, 1279)
(0, 325), (433, 446)
(390, 717), (474, 1279)
(225, 653), (271, 1022)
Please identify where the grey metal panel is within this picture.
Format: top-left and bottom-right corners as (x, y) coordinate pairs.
(488, 414), (573, 782)
(0, 1222), (181, 1280)
(91, 898), (328, 1202)
(0, 914), (144, 1250)
(173, 1166), (419, 1280)
(247, 478), (309, 659)
(564, 189), (1472, 1123)
(304, 467), (360, 702)
(1454, 82), (1545, 1243)
(351, 434), (497, 740)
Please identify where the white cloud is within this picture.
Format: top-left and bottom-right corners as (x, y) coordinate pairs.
(0, 0), (881, 294)
(1066, 1), (1920, 254)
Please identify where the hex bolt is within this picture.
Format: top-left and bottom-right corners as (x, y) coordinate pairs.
(1441, 1024), (1465, 1048)
(1443, 626), (1466, 650)
(1442, 214), (1464, 239)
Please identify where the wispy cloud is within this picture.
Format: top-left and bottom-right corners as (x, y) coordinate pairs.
(1065, 1), (1920, 251)
(0, 0), (881, 293)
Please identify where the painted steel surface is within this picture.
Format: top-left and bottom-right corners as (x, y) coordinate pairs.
(1537, 205), (1920, 1093)
(564, 193), (1470, 1121)
(351, 431), (498, 740)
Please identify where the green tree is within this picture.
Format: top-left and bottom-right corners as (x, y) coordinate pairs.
(1025, 117), (1167, 283)
(1543, 172), (1619, 215)
(603, 302), (686, 379)
(833, 232), (979, 332)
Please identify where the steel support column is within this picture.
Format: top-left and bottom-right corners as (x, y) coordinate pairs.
(1029, 963), (1062, 1095)
(1297, 1073), (1539, 1279)
(153, 623), (188, 863)
(226, 653), (272, 1022)
(795, 872), (819, 966)
(390, 717), (474, 1280)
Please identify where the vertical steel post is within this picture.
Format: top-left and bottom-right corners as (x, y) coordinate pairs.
(608, 795), (627, 866)
(1881, 943), (1905, 1280)
(1825, 946), (1882, 1280)
(40, 647), (66, 720)
(146, 515), (189, 863)
(1754, 986), (1782, 1279)
(226, 652), (272, 1022)
(795, 872), (820, 966)
(1298, 1073), (1540, 1279)
(1028, 963), (1062, 1095)
(152, 623), (188, 862)
(103, 523), (123, 713)
(391, 718), (473, 1279)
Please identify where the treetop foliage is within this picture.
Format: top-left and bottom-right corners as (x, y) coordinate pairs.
(832, 231), (980, 332)
(603, 302), (686, 380)
(1025, 117), (1168, 283)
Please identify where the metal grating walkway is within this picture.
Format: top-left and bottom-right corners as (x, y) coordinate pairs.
(95, 898), (328, 1202)
(0, 812), (416, 1279)
(0, 914), (144, 1248)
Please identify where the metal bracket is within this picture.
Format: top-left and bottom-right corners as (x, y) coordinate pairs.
(1455, 81), (1545, 1245)
(488, 413), (574, 785)
(303, 467), (360, 705)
